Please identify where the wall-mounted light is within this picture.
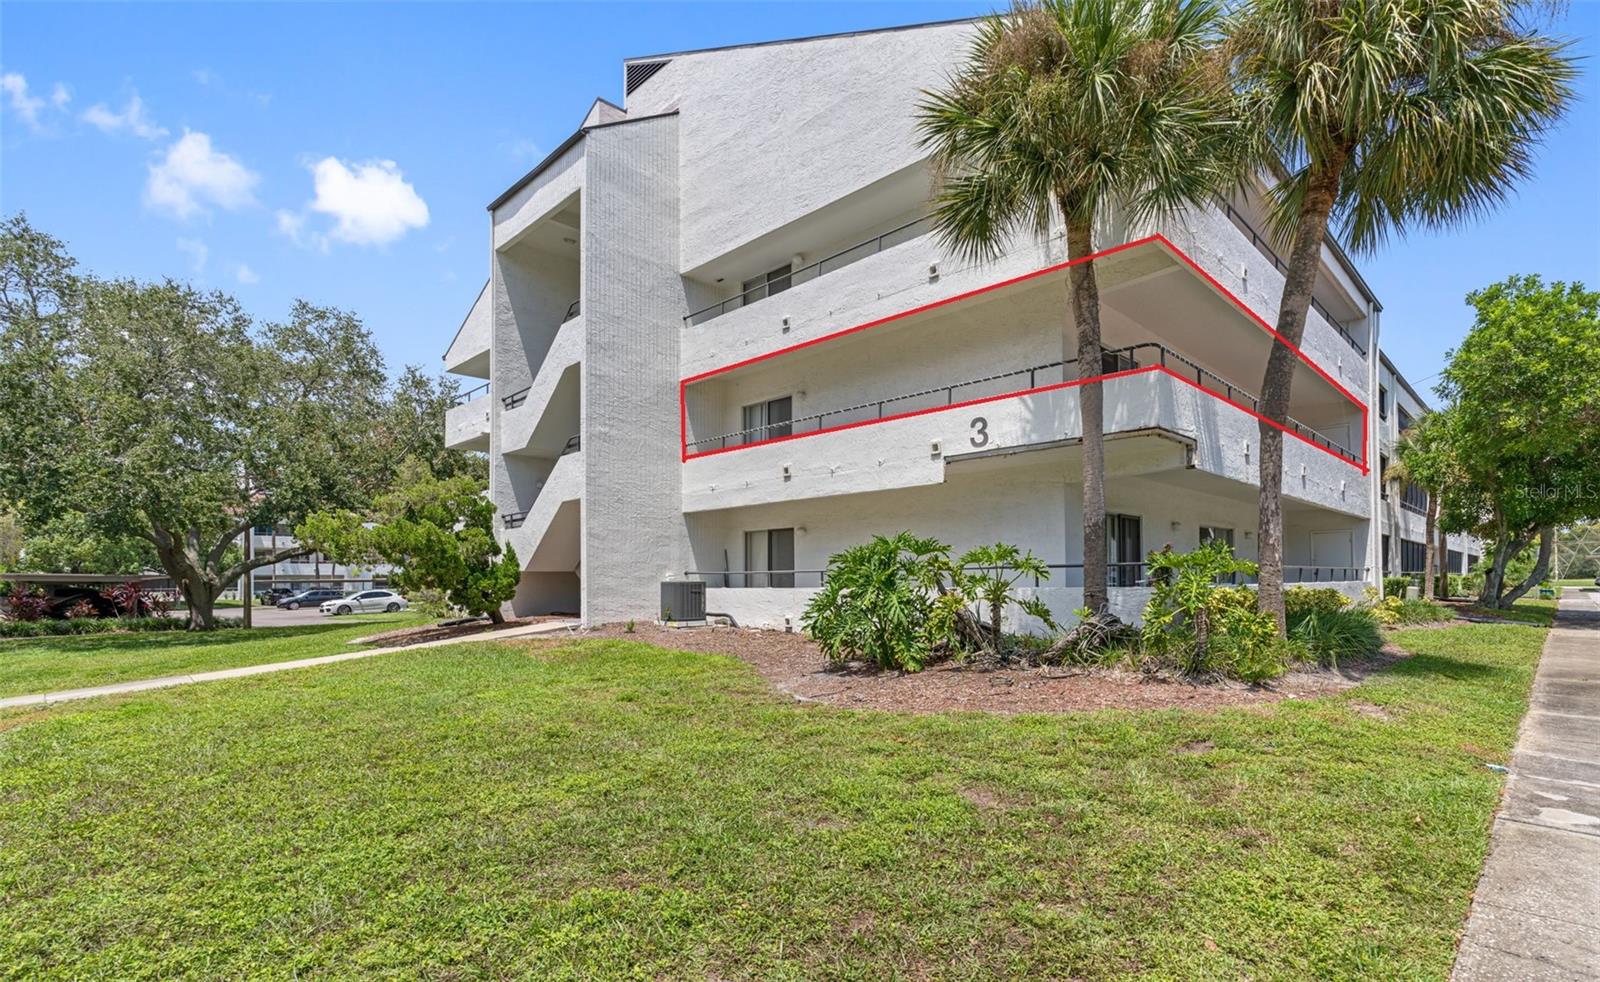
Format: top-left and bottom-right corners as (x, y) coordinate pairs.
(930, 439), (942, 457)
(928, 262), (940, 279)
(781, 315), (791, 334)
(781, 464), (791, 482)
(562, 237), (576, 245)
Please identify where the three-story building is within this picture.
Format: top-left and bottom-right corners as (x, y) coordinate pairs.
(442, 17), (1472, 628)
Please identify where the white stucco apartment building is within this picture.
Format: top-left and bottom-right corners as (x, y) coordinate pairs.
(441, 17), (1476, 629)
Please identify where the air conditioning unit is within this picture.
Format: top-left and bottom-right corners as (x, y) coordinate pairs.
(660, 580), (706, 623)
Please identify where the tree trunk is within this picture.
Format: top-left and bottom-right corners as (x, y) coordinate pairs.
(1436, 517), (1449, 599)
(1422, 498), (1438, 601)
(488, 606), (506, 625)
(1501, 526), (1554, 607)
(1257, 157), (1347, 635)
(1064, 213), (1108, 617)
(1479, 523), (1531, 607)
(990, 597), (1004, 654)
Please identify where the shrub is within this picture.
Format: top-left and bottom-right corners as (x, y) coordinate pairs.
(1289, 608), (1382, 668)
(946, 543), (1057, 658)
(1141, 542), (1283, 680)
(802, 532), (953, 671)
(3, 586), (51, 622)
(1285, 587), (1350, 618)
(1383, 576), (1411, 599)
(0, 616), (243, 639)
(1396, 598), (1455, 625)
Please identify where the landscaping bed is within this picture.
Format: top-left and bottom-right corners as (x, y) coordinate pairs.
(541, 622), (1410, 714)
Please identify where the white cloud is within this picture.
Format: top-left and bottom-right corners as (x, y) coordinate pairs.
(234, 263), (259, 284)
(279, 157), (429, 249)
(175, 237), (208, 273)
(2, 73), (47, 131)
(506, 137), (541, 161)
(50, 83), (71, 109)
(145, 131), (259, 219)
(82, 91), (166, 140)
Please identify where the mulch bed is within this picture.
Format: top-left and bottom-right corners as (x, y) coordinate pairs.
(357, 616), (572, 649)
(522, 622), (1410, 715)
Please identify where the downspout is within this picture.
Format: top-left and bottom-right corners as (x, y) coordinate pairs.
(1366, 304), (1383, 592)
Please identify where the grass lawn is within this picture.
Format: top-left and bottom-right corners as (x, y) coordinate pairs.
(1463, 594), (1558, 626)
(0, 613), (427, 697)
(0, 621), (1546, 979)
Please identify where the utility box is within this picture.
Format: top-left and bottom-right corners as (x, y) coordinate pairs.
(660, 580), (706, 623)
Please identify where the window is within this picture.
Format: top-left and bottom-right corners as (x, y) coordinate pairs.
(740, 264), (792, 306)
(1400, 539), (1427, 574)
(1379, 386), (1390, 421)
(740, 396), (792, 446)
(1397, 406), (1415, 433)
(1107, 514), (1143, 587)
(1447, 549), (1464, 574)
(744, 528), (795, 588)
(1380, 454), (1390, 499)
(1382, 534), (1391, 575)
(1401, 480), (1429, 515)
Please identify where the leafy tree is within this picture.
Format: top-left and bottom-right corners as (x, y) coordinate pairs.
(1141, 541), (1259, 674)
(0, 505), (21, 571)
(371, 365), (488, 483)
(918, 0), (1246, 619)
(1433, 275), (1600, 607)
(0, 215), (393, 629)
(949, 543), (1057, 656)
(301, 460), (519, 623)
(1227, 0), (1575, 630)
(1389, 414), (1463, 600)
(13, 512), (155, 574)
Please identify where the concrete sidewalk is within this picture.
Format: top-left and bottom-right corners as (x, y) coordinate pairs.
(1453, 588), (1600, 980)
(0, 619), (579, 711)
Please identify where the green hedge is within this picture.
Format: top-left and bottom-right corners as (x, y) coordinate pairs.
(0, 617), (244, 639)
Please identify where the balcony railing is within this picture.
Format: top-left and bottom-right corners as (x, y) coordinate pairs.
(561, 434), (581, 456)
(1222, 202), (1366, 357)
(453, 381), (489, 406)
(563, 299), (580, 322)
(686, 340), (1361, 465)
(685, 215), (935, 326)
(502, 510), (529, 529)
(503, 386), (531, 410)
(686, 562), (1367, 590)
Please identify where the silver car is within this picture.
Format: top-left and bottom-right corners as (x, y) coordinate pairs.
(320, 589), (408, 616)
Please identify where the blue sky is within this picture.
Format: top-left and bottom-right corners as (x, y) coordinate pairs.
(2, 1), (1596, 396)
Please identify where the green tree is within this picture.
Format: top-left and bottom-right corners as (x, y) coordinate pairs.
(302, 460), (519, 623)
(1433, 275), (1600, 607)
(918, 0), (1246, 619)
(1389, 414), (1462, 600)
(370, 365), (489, 484)
(0, 215), (392, 629)
(801, 532), (955, 671)
(1228, 0), (1575, 630)
(14, 512), (155, 575)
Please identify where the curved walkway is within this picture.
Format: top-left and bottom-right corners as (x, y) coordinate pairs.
(1453, 588), (1600, 980)
(0, 619), (579, 710)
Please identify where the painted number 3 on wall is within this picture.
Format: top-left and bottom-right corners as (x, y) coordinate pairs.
(969, 417), (988, 448)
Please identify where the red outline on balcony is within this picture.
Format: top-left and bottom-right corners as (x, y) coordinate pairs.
(680, 234), (1369, 473)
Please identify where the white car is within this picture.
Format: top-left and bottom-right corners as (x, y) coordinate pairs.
(320, 589), (408, 616)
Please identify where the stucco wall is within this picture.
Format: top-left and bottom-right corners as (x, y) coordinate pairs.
(444, 395), (490, 450)
(580, 114), (693, 623)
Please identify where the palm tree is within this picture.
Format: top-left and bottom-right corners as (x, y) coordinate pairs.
(919, 0), (1244, 618)
(1228, 0), (1575, 631)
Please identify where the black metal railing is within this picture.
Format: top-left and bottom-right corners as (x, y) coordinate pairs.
(685, 215), (935, 325)
(685, 562), (1367, 590)
(501, 510), (528, 529)
(563, 299), (581, 322)
(685, 340), (1361, 465)
(453, 381), (489, 406)
(686, 570), (829, 588)
(1222, 203), (1366, 357)
(560, 434), (581, 456)
(502, 386), (532, 410)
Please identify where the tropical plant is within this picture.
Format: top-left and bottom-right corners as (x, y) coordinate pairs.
(1284, 586), (1349, 618)
(948, 542), (1057, 657)
(1227, 0), (1576, 631)
(918, 0), (1246, 618)
(1141, 541), (1262, 675)
(1288, 608), (1381, 668)
(3, 585), (51, 622)
(801, 532), (954, 671)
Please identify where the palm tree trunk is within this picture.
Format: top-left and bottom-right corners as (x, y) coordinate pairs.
(1422, 498), (1438, 601)
(1435, 517), (1449, 599)
(1065, 214), (1108, 616)
(1257, 160), (1345, 634)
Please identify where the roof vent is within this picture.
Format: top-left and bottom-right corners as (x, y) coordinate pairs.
(625, 59), (670, 95)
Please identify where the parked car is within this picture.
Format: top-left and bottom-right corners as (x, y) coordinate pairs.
(256, 586), (296, 604)
(276, 588), (345, 611)
(320, 589), (407, 616)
